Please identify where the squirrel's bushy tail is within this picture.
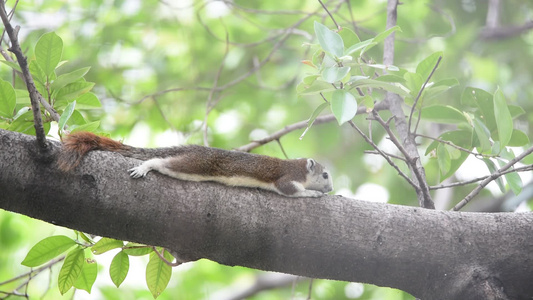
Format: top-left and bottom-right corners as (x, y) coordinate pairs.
(57, 132), (128, 171)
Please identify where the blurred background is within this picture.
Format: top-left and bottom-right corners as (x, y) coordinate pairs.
(1, 0), (532, 299)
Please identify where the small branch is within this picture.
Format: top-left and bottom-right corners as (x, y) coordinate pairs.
(151, 247), (182, 267)
(415, 133), (497, 158)
(0, 2), (48, 149)
(318, 0), (341, 30)
(452, 146), (533, 211)
(236, 114), (336, 152)
(348, 120), (420, 191)
(0, 256), (65, 297)
(383, 0), (398, 67)
(430, 165), (533, 190)
(236, 101), (390, 153)
(372, 110), (434, 208)
(408, 56), (442, 135)
(364, 150), (407, 162)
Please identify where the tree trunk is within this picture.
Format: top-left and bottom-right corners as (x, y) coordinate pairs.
(0, 129), (531, 299)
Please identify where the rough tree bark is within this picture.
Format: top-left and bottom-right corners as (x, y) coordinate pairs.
(1, 129), (532, 299)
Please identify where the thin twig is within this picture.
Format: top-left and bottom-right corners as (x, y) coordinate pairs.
(430, 164), (533, 190)
(349, 120), (420, 190)
(151, 247), (182, 267)
(408, 55), (442, 134)
(372, 110), (434, 207)
(415, 133), (496, 158)
(318, 0), (341, 30)
(236, 114), (336, 152)
(364, 150), (407, 162)
(0, 256), (65, 297)
(452, 146), (533, 211)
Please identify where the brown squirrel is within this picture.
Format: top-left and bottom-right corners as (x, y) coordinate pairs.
(57, 132), (333, 197)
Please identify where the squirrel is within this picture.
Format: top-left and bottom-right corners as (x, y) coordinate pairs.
(57, 131), (333, 198)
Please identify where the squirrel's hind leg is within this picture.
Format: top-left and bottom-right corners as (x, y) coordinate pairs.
(129, 158), (167, 178)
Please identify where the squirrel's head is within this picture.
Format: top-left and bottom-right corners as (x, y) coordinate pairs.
(304, 158), (333, 193)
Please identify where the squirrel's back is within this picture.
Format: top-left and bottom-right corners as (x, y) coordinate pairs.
(58, 131), (194, 171)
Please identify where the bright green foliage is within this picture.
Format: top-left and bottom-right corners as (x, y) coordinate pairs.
(58, 246), (85, 295)
(91, 237), (124, 255)
(331, 89), (357, 125)
(314, 21), (344, 58)
(123, 242), (154, 256)
(0, 79), (16, 118)
(493, 88), (513, 149)
(110, 251), (130, 287)
(74, 258), (98, 293)
(299, 23), (409, 129)
(146, 250), (173, 299)
(0, 31), (99, 136)
(21, 235), (76, 267)
(35, 32), (63, 78)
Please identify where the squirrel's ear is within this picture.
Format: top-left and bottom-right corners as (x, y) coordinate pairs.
(306, 159), (316, 172)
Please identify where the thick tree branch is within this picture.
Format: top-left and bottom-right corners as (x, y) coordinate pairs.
(1, 129), (532, 299)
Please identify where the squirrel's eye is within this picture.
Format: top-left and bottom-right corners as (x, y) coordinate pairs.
(322, 172), (328, 179)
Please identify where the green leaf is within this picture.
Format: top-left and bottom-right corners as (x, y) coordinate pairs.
(71, 121), (100, 133)
(331, 89), (357, 125)
(347, 77), (410, 98)
(375, 74), (405, 83)
(15, 89), (30, 104)
(74, 258), (98, 293)
(425, 130), (473, 155)
(92, 237), (124, 255)
(123, 243), (154, 256)
(321, 66), (350, 83)
(403, 72), (423, 98)
(0, 79), (16, 118)
(58, 101), (76, 132)
(344, 39), (374, 56)
(314, 21), (344, 58)
(437, 144), (451, 177)
(421, 105), (467, 124)
(29, 61), (47, 97)
(0, 59), (22, 72)
(498, 158), (522, 195)
(110, 251), (130, 287)
(146, 250), (173, 299)
(21, 235), (76, 267)
(505, 170), (522, 195)
(416, 52), (443, 81)
(338, 28), (360, 48)
(35, 32), (63, 77)
(361, 25), (401, 55)
(483, 158), (505, 193)
(298, 79), (336, 95)
(508, 105), (525, 119)
(58, 246), (85, 295)
(473, 118), (491, 153)
(51, 67), (91, 96)
(423, 78), (459, 100)
(493, 87), (513, 149)
(461, 87), (497, 131)
(55, 81), (95, 102)
(366, 64), (399, 71)
(508, 129), (530, 147)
